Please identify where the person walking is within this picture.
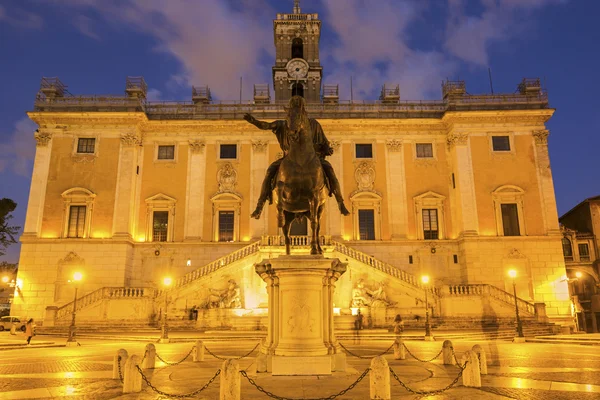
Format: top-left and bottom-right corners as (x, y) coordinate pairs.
(25, 318), (35, 345)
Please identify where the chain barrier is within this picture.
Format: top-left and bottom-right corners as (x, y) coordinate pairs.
(389, 361), (468, 396)
(240, 368), (370, 400)
(450, 347), (467, 370)
(136, 365), (220, 398)
(338, 342), (395, 359)
(204, 342), (260, 360)
(155, 346), (195, 366)
(403, 343), (443, 363)
(117, 355), (124, 383)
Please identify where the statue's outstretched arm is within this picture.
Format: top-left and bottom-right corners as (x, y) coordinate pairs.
(243, 113), (278, 130)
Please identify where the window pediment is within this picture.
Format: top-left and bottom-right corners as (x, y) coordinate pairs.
(61, 187), (96, 200)
(145, 193), (177, 205)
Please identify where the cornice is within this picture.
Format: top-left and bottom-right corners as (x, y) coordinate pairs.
(442, 109), (555, 126)
(26, 112), (148, 126)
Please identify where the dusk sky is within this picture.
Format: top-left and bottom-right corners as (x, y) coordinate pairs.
(0, 0), (598, 263)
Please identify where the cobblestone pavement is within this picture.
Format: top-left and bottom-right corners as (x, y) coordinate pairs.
(0, 336), (599, 399)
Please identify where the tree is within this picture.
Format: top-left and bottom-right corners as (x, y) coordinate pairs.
(0, 198), (20, 257)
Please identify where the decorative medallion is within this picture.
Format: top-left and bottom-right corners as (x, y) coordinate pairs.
(217, 163), (237, 193)
(386, 139), (402, 152)
(354, 161), (376, 191)
(189, 140), (206, 154)
(329, 140), (341, 151)
(71, 154), (96, 164)
(252, 140), (268, 153)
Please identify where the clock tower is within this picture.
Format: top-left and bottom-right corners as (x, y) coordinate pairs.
(273, 0), (322, 103)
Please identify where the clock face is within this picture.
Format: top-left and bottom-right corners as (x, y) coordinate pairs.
(287, 59), (308, 79)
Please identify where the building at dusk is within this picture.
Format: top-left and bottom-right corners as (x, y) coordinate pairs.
(11, 2), (572, 332)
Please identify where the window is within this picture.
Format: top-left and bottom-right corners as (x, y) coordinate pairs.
(356, 144), (373, 159)
(291, 82), (304, 97)
(501, 203), (520, 236)
(358, 209), (375, 240)
(453, 254), (458, 264)
(422, 209), (439, 240)
(492, 185), (525, 237)
(145, 193), (177, 242)
(578, 243), (590, 261)
(220, 144), (237, 159)
(492, 136), (511, 151)
(291, 38), (303, 59)
(157, 145), (175, 160)
(219, 211), (235, 242)
(409, 255), (413, 264)
(416, 143), (433, 158)
(562, 237), (573, 261)
(77, 138), (95, 154)
(153, 211), (169, 242)
(67, 206), (86, 238)
(289, 218), (308, 236)
(61, 187), (95, 239)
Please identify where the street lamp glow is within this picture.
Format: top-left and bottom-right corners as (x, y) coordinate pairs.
(73, 272), (83, 281)
(421, 275), (430, 284)
(1, 276), (9, 283)
(508, 269), (517, 279)
(575, 271), (582, 278)
(163, 277), (172, 286)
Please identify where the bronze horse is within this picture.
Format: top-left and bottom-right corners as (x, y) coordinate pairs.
(277, 96), (327, 255)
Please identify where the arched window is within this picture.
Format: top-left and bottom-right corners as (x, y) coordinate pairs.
(562, 237), (573, 260)
(292, 82), (304, 97)
(292, 38), (303, 59)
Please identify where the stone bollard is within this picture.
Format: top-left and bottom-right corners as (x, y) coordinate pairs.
(142, 343), (156, 369)
(471, 344), (487, 375)
(220, 359), (241, 400)
(193, 340), (205, 362)
(393, 338), (406, 360)
(442, 340), (454, 365)
(460, 350), (481, 388)
(369, 356), (391, 400)
(123, 355), (143, 393)
(113, 349), (128, 380)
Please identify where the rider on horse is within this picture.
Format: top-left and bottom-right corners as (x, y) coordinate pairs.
(243, 96), (350, 219)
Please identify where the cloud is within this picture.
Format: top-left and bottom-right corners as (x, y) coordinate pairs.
(146, 88), (162, 102)
(321, 0), (456, 100)
(52, 0), (275, 100)
(72, 15), (100, 40)
(0, 118), (37, 177)
(445, 0), (568, 65)
(0, 6), (43, 29)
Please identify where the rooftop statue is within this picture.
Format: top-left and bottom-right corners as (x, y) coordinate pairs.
(244, 96), (349, 255)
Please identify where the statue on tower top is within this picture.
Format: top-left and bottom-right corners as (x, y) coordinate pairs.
(293, 0), (301, 14)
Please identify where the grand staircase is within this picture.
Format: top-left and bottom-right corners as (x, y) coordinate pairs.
(47, 236), (555, 334)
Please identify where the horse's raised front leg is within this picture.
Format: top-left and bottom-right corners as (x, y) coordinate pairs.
(283, 211), (294, 255)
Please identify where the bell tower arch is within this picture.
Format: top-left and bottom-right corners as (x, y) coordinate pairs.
(273, 0), (323, 103)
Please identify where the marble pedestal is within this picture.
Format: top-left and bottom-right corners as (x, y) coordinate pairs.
(255, 255), (347, 375)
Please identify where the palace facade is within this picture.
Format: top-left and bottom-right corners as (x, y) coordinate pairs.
(11, 2), (572, 330)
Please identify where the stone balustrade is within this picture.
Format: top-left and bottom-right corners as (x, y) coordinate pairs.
(445, 284), (536, 315)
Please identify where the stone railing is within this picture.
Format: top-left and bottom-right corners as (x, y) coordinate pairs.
(332, 241), (439, 296)
(446, 284), (536, 315)
(260, 235), (332, 247)
(170, 241), (261, 290)
(55, 287), (154, 319)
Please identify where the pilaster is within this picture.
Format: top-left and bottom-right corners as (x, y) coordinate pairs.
(112, 132), (142, 239)
(447, 133), (479, 236)
(184, 140), (207, 240)
(23, 129), (54, 237)
(385, 139), (408, 239)
(532, 130), (560, 235)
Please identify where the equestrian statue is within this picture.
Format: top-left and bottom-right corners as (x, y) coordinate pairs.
(243, 96), (349, 255)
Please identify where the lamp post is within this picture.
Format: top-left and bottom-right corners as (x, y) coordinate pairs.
(66, 272), (83, 346)
(421, 275), (433, 341)
(160, 276), (172, 343)
(508, 269), (524, 341)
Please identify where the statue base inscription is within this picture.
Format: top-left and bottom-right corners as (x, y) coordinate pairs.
(255, 255), (347, 375)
